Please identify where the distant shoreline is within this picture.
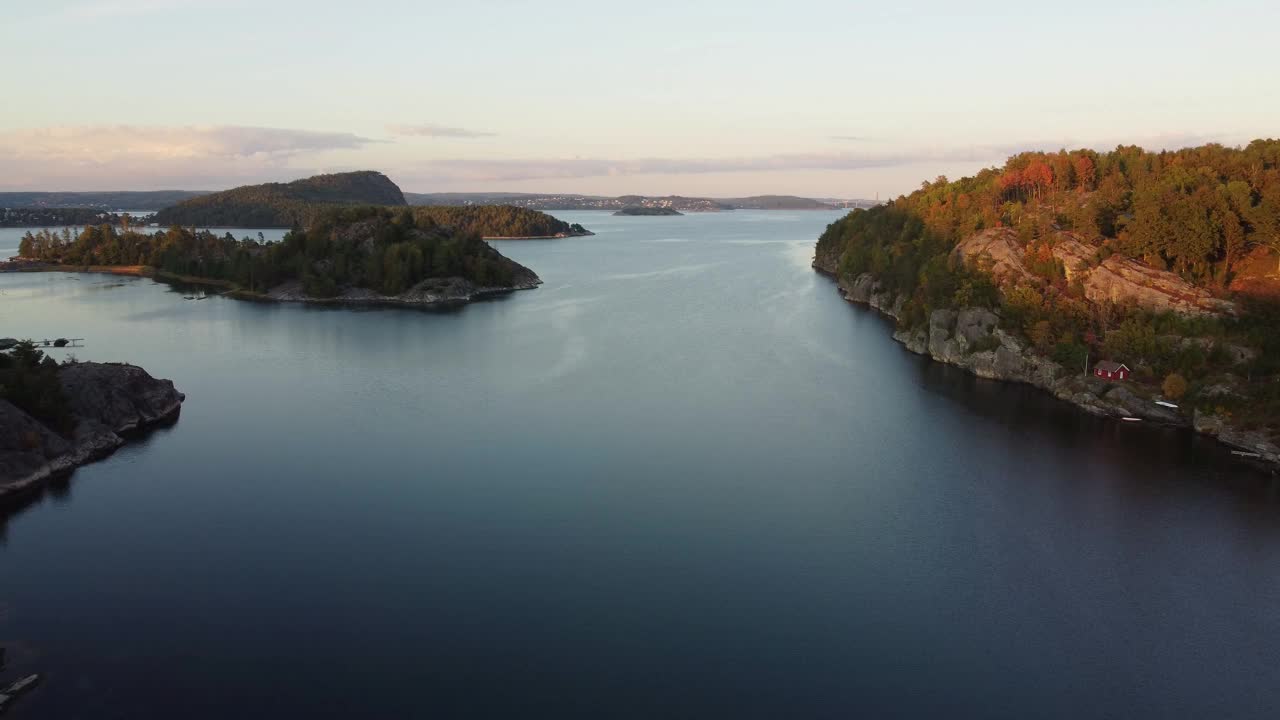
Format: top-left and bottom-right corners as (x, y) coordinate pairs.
(483, 231), (595, 240)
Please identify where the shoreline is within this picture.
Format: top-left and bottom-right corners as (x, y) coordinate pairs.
(814, 265), (1280, 471)
(0, 400), (183, 507)
(1, 262), (541, 308)
(482, 231), (594, 240)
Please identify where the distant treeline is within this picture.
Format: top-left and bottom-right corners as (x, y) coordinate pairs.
(0, 190), (206, 211)
(20, 206), (527, 298)
(0, 208), (148, 229)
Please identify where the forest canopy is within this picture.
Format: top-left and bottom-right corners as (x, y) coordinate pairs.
(819, 139), (1280, 293)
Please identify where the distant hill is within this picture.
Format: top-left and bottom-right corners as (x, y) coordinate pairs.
(152, 171), (407, 227)
(405, 192), (840, 212)
(0, 190), (207, 211)
(721, 195), (835, 210)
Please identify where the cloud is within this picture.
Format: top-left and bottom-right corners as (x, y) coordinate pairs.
(28, 0), (234, 20)
(0, 125), (378, 189)
(397, 133), (1243, 185)
(387, 124), (496, 139)
(399, 148), (1004, 184)
(42, 0), (242, 20)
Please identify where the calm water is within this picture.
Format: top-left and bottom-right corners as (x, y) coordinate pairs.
(2, 211), (1280, 719)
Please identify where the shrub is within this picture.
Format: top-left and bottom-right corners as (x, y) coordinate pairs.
(1163, 373), (1189, 400)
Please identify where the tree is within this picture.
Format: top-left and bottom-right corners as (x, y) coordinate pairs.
(1162, 373), (1188, 400)
(1073, 155), (1096, 192)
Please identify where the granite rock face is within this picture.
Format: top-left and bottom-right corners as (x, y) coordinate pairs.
(0, 399), (73, 492)
(1, 362), (184, 500)
(952, 228), (1235, 316)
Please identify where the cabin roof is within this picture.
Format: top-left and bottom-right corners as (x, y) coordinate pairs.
(1095, 360), (1129, 372)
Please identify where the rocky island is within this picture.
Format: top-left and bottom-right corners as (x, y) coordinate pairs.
(815, 140), (1280, 465)
(613, 206), (683, 216)
(0, 343), (184, 502)
(11, 206), (543, 308)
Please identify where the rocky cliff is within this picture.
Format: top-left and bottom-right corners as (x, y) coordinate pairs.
(0, 363), (184, 501)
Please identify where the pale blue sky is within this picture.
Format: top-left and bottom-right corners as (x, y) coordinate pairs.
(2, 0), (1277, 196)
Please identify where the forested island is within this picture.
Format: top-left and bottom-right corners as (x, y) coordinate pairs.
(411, 205), (592, 238)
(13, 206), (541, 306)
(613, 206), (683, 216)
(814, 139), (1280, 463)
(0, 341), (184, 500)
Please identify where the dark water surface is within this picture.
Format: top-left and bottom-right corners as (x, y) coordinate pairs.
(2, 211), (1279, 719)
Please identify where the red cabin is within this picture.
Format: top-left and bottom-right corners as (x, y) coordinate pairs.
(1094, 360), (1129, 381)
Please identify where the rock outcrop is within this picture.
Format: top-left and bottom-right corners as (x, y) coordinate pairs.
(1193, 411), (1280, 465)
(834, 273), (904, 320)
(0, 363), (184, 501)
(953, 228), (1235, 316)
(1083, 254), (1235, 316)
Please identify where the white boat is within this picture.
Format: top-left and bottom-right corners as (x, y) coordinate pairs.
(1121, 417), (1142, 422)
(1155, 400), (1179, 409)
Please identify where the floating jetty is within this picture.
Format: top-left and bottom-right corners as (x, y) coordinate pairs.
(0, 673), (41, 713)
(0, 337), (84, 350)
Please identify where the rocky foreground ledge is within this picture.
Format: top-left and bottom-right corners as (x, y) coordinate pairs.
(0, 362), (184, 501)
(821, 268), (1280, 467)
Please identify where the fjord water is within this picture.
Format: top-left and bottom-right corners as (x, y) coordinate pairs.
(3, 211), (1280, 719)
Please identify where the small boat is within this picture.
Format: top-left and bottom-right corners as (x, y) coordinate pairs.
(1121, 417), (1142, 422)
(1154, 400), (1179, 409)
(1231, 450), (1262, 458)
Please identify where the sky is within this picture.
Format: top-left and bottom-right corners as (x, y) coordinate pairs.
(1, 0), (1277, 198)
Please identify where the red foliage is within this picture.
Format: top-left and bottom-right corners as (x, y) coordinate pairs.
(1073, 155), (1096, 191)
